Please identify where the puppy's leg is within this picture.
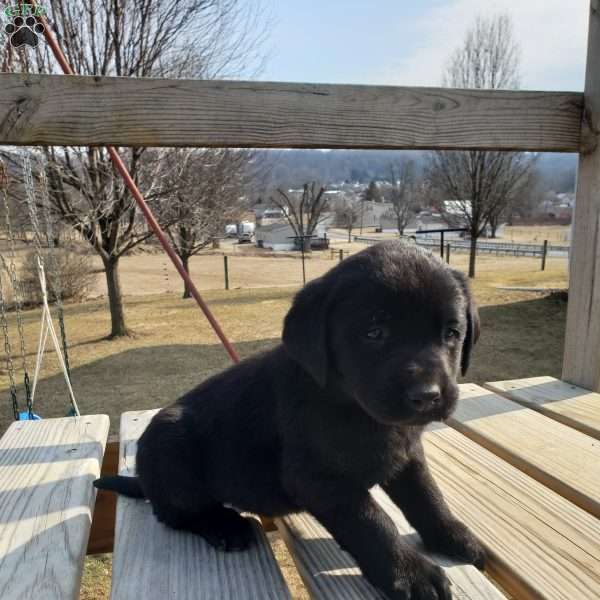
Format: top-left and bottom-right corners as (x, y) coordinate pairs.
(296, 481), (452, 600)
(383, 440), (485, 569)
(188, 505), (255, 552)
(153, 503), (255, 551)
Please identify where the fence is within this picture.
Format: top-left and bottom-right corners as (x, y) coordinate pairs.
(354, 236), (569, 259)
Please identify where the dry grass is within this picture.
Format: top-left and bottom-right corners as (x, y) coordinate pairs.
(499, 225), (570, 245)
(0, 244), (569, 600)
(85, 244), (568, 298)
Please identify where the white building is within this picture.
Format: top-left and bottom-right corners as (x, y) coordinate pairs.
(256, 221), (329, 251)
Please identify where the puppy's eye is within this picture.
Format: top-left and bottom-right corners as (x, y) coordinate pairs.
(444, 328), (460, 341)
(366, 327), (384, 340)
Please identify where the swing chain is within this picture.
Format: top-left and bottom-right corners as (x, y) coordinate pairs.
(0, 258), (19, 420)
(1, 159), (33, 417)
(23, 153), (79, 417)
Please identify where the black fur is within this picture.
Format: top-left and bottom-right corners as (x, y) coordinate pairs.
(95, 241), (484, 600)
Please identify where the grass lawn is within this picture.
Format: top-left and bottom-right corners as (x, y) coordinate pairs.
(0, 249), (569, 599)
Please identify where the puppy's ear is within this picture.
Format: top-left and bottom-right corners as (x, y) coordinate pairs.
(452, 271), (480, 376)
(282, 276), (333, 387)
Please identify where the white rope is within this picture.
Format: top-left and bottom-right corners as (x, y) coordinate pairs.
(30, 308), (49, 403)
(30, 256), (80, 416)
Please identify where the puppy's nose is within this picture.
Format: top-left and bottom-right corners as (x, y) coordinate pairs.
(407, 384), (442, 412)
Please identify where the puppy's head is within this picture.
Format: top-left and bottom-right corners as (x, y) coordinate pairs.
(283, 241), (479, 426)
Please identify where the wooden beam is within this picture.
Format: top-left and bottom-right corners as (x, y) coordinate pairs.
(87, 437), (118, 555)
(563, 0), (600, 391)
(0, 73), (582, 151)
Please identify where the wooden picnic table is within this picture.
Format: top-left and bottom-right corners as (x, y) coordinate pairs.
(0, 376), (599, 599)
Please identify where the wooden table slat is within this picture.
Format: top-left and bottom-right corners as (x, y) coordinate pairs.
(448, 383), (600, 518)
(110, 410), (291, 600)
(277, 492), (506, 599)
(0, 415), (109, 600)
(485, 376), (600, 440)
(426, 425), (600, 600)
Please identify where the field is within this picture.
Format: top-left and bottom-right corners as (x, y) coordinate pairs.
(0, 237), (569, 599)
(86, 240), (568, 299)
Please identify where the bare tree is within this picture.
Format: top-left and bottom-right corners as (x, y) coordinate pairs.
(384, 160), (418, 236)
(156, 148), (253, 298)
(1, 0), (268, 336)
(271, 183), (330, 251)
(335, 193), (362, 242)
(427, 14), (534, 278)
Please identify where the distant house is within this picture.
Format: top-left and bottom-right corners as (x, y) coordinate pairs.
(252, 203), (286, 222)
(255, 221), (329, 251)
(360, 201), (393, 228)
(255, 223), (295, 250)
(538, 192), (574, 220)
(379, 202), (506, 238)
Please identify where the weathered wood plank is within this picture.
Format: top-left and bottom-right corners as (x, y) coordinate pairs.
(485, 376), (600, 440)
(0, 415), (109, 600)
(425, 425), (600, 600)
(276, 495), (505, 599)
(563, 0), (600, 391)
(449, 383), (600, 518)
(0, 72), (582, 151)
(111, 410), (291, 600)
(87, 437), (119, 554)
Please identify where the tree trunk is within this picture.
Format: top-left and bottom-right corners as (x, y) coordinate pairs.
(103, 257), (129, 337)
(347, 227), (352, 242)
(182, 254), (191, 299)
(468, 235), (477, 278)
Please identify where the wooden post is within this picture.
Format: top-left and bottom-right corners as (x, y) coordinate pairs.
(339, 249), (343, 262)
(223, 255), (229, 290)
(440, 231), (445, 259)
(541, 240), (548, 271)
(563, 0), (600, 391)
(446, 242), (451, 264)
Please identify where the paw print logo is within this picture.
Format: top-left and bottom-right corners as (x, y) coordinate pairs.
(4, 15), (45, 48)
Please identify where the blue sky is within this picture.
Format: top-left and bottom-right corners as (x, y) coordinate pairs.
(261, 0), (589, 91)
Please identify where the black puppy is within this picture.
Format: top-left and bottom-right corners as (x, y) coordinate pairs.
(95, 241), (484, 600)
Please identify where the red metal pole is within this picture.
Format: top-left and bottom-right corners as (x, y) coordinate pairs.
(34, 7), (240, 363)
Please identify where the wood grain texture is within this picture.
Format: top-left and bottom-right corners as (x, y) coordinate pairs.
(425, 426), (600, 600)
(563, 0), (600, 391)
(276, 494), (505, 600)
(0, 73), (582, 151)
(449, 383), (600, 518)
(0, 415), (109, 600)
(485, 376), (600, 440)
(87, 437), (118, 554)
(111, 410), (291, 600)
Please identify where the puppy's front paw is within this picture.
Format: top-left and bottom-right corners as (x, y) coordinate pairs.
(423, 519), (485, 570)
(391, 553), (452, 600)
